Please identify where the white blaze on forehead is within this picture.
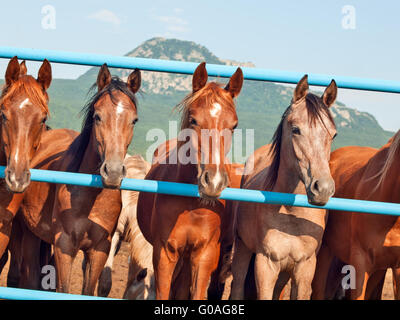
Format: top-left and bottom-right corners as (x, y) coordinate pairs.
(116, 101), (125, 115)
(14, 150), (18, 164)
(19, 98), (30, 110)
(210, 103), (222, 118)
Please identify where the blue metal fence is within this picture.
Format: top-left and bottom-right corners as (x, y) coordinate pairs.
(1, 46), (400, 93)
(0, 47), (399, 300)
(3, 166), (398, 216)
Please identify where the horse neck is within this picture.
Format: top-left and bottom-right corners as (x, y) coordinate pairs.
(374, 146), (400, 203)
(176, 162), (198, 184)
(78, 132), (102, 174)
(273, 147), (306, 195)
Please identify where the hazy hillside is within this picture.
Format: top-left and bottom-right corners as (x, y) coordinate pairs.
(1, 37), (394, 160)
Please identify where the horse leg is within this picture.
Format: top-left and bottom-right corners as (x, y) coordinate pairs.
(230, 238), (252, 300)
(97, 230), (121, 297)
(171, 259), (191, 300)
(81, 251), (89, 293)
(6, 218), (23, 287)
(311, 243), (334, 299)
(391, 268), (400, 300)
(153, 242), (179, 300)
(190, 243), (220, 300)
(365, 269), (386, 300)
(0, 250), (8, 276)
(348, 253), (370, 300)
(208, 241), (234, 300)
(290, 254), (317, 300)
(19, 228), (43, 289)
(53, 232), (77, 293)
(81, 239), (110, 296)
(0, 216), (13, 267)
(254, 252), (280, 300)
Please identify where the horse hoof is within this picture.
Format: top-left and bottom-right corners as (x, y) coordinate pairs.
(97, 267), (112, 297)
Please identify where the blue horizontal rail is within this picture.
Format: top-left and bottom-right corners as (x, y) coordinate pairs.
(1, 46), (400, 93)
(0, 286), (118, 300)
(0, 166), (398, 216)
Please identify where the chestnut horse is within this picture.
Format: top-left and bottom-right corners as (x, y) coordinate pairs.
(312, 131), (400, 300)
(0, 57), (52, 263)
(137, 62), (244, 300)
(12, 64), (141, 294)
(230, 75), (337, 300)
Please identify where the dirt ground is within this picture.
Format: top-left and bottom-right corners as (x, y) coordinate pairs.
(0, 242), (396, 300)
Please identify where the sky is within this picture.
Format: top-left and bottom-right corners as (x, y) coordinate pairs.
(0, 0), (399, 131)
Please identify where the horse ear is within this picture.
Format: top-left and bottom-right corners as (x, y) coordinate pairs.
(136, 268), (147, 282)
(5, 56), (20, 86)
(293, 74), (309, 102)
(37, 59), (52, 90)
(192, 62), (208, 93)
(19, 61), (27, 76)
(322, 79), (337, 108)
(97, 63), (111, 91)
(225, 67), (244, 98)
(127, 69), (141, 94)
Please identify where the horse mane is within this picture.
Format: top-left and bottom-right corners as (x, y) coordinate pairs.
(174, 82), (236, 138)
(265, 93), (336, 189)
(0, 75), (49, 114)
(66, 77), (138, 172)
(369, 130), (400, 192)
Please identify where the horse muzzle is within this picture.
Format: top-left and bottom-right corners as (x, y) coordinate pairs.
(4, 167), (31, 193)
(198, 168), (229, 201)
(306, 177), (335, 206)
(100, 160), (127, 189)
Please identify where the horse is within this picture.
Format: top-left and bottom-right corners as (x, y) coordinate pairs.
(230, 75), (338, 300)
(11, 63), (141, 294)
(311, 131), (400, 300)
(121, 155), (154, 299)
(137, 62), (244, 300)
(0, 56), (52, 267)
(96, 154), (152, 298)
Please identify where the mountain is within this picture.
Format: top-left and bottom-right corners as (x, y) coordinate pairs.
(3, 37), (394, 160)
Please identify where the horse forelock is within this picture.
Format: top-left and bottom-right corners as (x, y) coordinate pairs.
(175, 82), (236, 132)
(1, 76), (49, 114)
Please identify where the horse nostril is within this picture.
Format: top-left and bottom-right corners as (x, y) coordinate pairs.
(122, 164), (127, 177)
(313, 180), (320, 193)
(204, 172), (210, 185)
(103, 164), (109, 176)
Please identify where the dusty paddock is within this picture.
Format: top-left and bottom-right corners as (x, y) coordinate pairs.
(0, 242), (395, 300)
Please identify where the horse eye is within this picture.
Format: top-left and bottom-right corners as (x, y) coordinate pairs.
(132, 118), (138, 125)
(41, 116), (47, 124)
(94, 114), (102, 123)
(1, 113), (7, 122)
(189, 118), (198, 126)
(292, 126), (301, 135)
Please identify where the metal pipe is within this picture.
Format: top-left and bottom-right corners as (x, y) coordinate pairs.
(0, 166), (398, 216)
(0, 286), (118, 300)
(0, 46), (400, 93)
